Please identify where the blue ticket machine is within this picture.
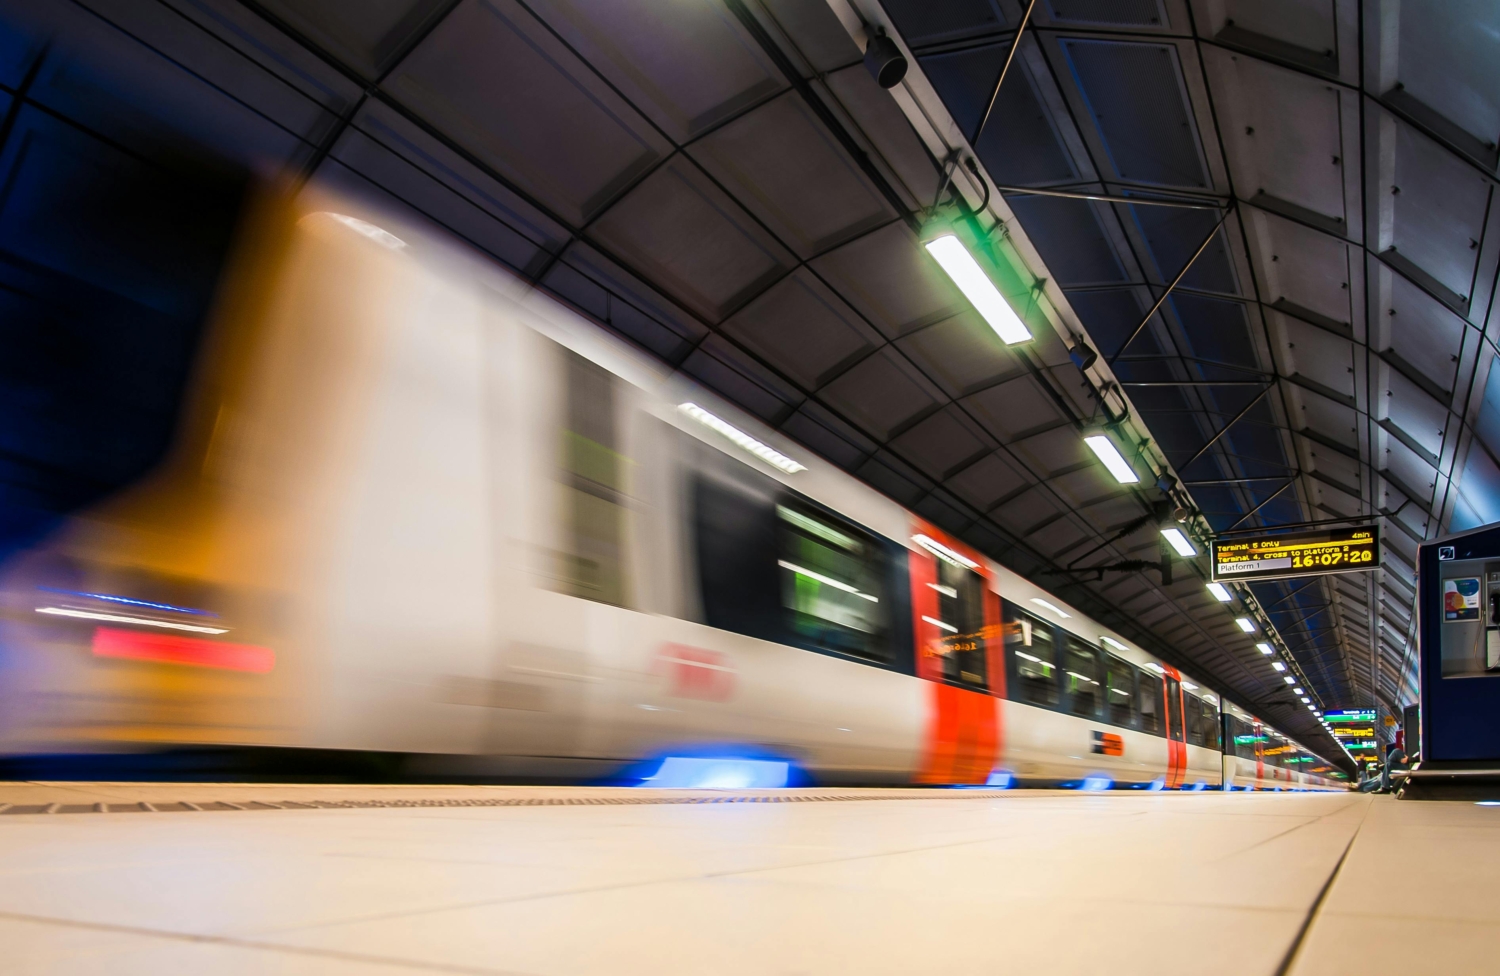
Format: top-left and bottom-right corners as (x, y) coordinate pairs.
(1407, 522), (1500, 798)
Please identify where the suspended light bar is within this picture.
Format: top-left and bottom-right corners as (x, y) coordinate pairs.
(923, 235), (1032, 344)
(1160, 527), (1196, 557)
(1083, 434), (1139, 484)
(678, 403), (805, 473)
(1256, 642), (1274, 654)
(1206, 582), (1233, 602)
(1235, 617), (1256, 633)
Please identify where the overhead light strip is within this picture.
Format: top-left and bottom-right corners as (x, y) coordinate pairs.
(678, 403), (805, 474)
(922, 235), (1032, 344)
(912, 534), (979, 570)
(1159, 527), (1196, 557)
(1083, 434), (1139, 484)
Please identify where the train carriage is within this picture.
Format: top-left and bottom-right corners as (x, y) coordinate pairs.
(0, 192), (1345, 791)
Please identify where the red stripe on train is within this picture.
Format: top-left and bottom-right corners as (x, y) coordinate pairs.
(91, 627), (275, 673)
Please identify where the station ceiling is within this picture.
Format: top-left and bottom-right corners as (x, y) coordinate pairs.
(8, 0), (1496, 759)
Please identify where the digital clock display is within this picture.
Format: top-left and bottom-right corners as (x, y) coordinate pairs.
(1212, 526), (1380, 583)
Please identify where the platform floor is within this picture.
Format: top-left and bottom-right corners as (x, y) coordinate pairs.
(0, 783), (1490, 974)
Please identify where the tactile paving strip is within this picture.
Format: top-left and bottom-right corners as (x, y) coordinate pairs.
(0, 791), (1012, 815)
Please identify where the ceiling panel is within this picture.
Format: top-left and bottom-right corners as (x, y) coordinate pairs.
(255, 0), (452, 78)
(947, 451), (1028, 509)
(526, 0), (785, 143)
(720, 268), (879, 389)
(895, 311), (1023, 397)
(810, 221), (965, 337)
(818, 346), (944, 439)
(1386, 118), (1492, 305)
(689, 92), (895, 258)
(386, 0), (672, 225)
(889, 407), (992, 478)
(587, 156), (795, 322)
(1060, 38), (1209, 189)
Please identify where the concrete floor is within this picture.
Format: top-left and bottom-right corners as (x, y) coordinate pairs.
(0, 783), (1489, 975)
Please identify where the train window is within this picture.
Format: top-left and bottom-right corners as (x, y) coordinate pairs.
(1062, 637), (1102, 719)
(558, 349), (628, 606)
(1138, 669), (1163, 735)
(1185, 695), (1209, 747)
(1201, 699), (1221, 751)
(1228, 715), (1258, 759)
(695, 474), (781, 642)
(928, 558), (988, 690)
(776, 502), (890, 663)
(1004, 605), (1058, 709)
(1166, 677), (1185, 741)
(1104, 655), (1137, 727)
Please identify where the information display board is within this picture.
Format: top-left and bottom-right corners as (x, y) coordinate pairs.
(1325, 709), (1378, 752)
(1211, 525), (1380, 582)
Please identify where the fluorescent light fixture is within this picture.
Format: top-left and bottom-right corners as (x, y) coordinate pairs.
(923, 235), (1031, 344)
(922, 615), (958, 634)
(1272, 662), (1287, 672)
(311, 212), (407, 250)
(679, 403), (805, 473)
(777, 561), (877, 602)
(1283, 676), (1295, 684)
(1100, 636), (1128, 651)
(1182, 681), (1199, 690)
(1083, 434), (1139, 484)
(1206, 582), (1233, 602)
(1030, 598), (1070, 618)
(1143, 662), (1166, 673)
(1313, 711), (1321, 717)
(1235, 617), (1256, 633)
(1160, 527), (1196, 557)
(35, 607), (228, 635)
(1300, 697), (1311, 703)
(1293, 687), (1304, 695)
(913, 534), (979, 570)
(927, 583), (958, 598)
(1256, 642), (1274, 654)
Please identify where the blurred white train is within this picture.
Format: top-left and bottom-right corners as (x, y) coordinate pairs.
(0, 191), (1344, 791)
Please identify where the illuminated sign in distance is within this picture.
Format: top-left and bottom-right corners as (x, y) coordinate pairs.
(1211, 526), (1380, 583)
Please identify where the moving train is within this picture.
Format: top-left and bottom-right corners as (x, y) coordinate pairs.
(0, 190), (1344, 791)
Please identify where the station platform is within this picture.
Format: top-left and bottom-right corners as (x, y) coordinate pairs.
(0, 783), (1487, 975)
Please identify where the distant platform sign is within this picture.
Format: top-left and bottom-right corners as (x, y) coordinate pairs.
(1326, 710), (1379, 750)
(1211, 525), (1379, 582)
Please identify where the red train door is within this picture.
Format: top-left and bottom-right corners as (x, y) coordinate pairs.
(1163, 669), (1187, 788)
(1253, 719), (1265, 788)
(910, 522), (1001, 785)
